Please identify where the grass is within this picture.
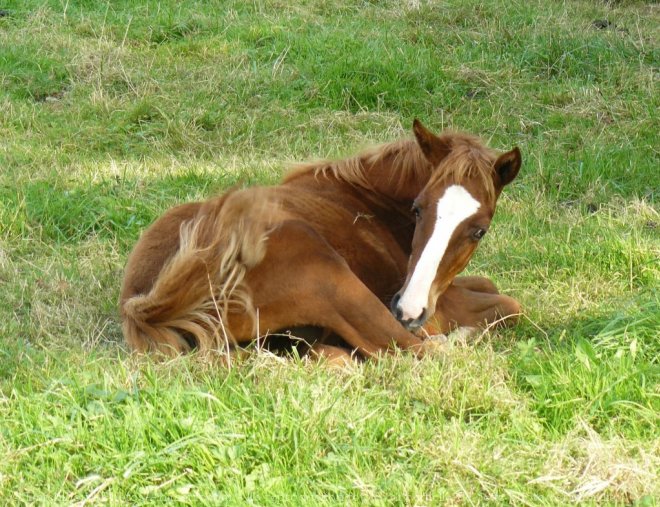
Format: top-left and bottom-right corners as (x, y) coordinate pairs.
(0, 0), (658, 504)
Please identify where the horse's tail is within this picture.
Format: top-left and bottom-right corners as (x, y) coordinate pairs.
(120, 188), (275, 355)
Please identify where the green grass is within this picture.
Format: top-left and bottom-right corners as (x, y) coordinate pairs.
(0, 0), (658, 504)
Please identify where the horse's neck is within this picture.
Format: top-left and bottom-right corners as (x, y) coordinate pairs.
(347, 148), (430, 253)
(358, 146), (431, 206)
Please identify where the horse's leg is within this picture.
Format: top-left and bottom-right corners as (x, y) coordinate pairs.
(245, 221), (439, 359)
(325, 268), (436, 357)
(427, 277), (521, 335)
(308, 343), (356, 368)
(450, 275), (500, 294)
(294, 263), (439, 358)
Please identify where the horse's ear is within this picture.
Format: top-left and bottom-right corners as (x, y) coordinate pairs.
(494, 147), (521, 187)
(412, 119), (450, 166)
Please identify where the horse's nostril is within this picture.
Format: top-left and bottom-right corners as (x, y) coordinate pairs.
(400, 308), (428, 330)
(390, 294), (404, 321)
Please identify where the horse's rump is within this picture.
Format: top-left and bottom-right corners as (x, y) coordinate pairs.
(120, 187), (277, 354)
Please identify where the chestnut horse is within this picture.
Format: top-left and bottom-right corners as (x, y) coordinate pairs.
(120, 120), (521, 362)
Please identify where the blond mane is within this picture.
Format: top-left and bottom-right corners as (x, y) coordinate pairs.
(284, 138), (427, 189)
(284, 132), (498, 200)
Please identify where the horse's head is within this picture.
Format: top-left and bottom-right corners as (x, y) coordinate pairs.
(390, 120), (521, 329)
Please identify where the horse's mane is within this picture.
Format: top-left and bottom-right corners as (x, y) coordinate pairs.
(434, 133), (498, 201)
(283, 132), (498, 200)
(283, 138), (428, 189)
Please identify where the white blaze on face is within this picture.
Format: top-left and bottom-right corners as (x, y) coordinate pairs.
(398, 185), (481, 321)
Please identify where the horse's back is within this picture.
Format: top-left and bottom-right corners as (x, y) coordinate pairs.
(120, 179), (407, 307)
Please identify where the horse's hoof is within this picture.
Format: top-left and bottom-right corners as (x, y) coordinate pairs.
(419, 336), (450, 357)
(427, 333), (448, 344)
(447, 326), (479, 343)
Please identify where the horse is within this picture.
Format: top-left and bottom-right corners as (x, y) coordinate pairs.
(120, 119), (522, 363)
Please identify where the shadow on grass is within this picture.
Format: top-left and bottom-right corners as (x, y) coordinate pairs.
(1, 167), (279, 249)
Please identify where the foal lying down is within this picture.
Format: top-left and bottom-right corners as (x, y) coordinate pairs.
(120, 120), (522, 361)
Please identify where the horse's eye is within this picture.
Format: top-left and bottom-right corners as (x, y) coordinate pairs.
(412, 204), (421, 219)
(472, 228), (487, 240)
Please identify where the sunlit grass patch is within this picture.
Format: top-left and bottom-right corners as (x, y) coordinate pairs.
(512, 300), (659, 437)
(1, 347), (656, 504)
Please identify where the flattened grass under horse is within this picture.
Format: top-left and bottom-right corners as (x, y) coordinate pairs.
(120, 120), (522, 362)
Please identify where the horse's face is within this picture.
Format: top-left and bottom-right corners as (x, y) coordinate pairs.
(391, 120), (521, 329)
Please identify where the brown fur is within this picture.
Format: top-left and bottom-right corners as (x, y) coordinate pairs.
(121, 188), (276, 354)
(120, 121), (522, 359)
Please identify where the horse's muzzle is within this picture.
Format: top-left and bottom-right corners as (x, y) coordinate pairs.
(390, 293), (428, 330)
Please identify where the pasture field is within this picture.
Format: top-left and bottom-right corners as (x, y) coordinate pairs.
(0, 0), (658, 504)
